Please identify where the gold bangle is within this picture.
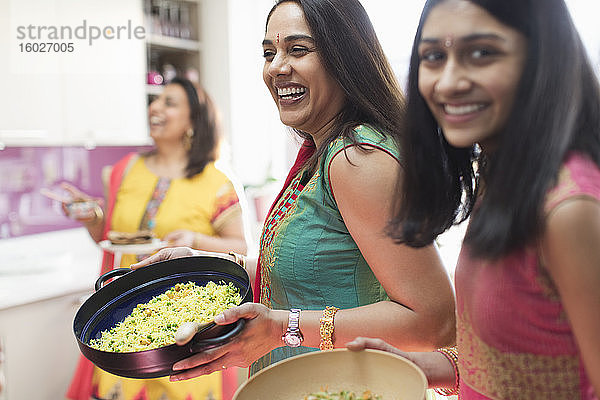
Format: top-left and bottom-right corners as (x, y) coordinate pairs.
(319, 306), (339, 350)
(85, 204), (104, 225)
(93, 204), (104, 221)
(434, 346), (459, 396)
(228, 251), (246, 269)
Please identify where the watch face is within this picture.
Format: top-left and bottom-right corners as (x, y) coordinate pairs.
(283, 333), (302, 347)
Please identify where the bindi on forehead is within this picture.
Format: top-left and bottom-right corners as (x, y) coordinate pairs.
(444, 35), (454, 48)
(264, 34), (315, 46)
(420, 32), (508, 49)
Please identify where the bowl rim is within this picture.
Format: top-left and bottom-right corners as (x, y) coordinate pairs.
(233, 348), (428, 399)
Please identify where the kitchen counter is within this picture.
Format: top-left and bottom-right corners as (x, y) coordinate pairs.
(0, 228), (102, 400)
(0, 227), (102, 310)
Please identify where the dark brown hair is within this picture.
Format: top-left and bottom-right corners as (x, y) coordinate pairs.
(171, 77), (222, 178)
(389, 0), (600, 258)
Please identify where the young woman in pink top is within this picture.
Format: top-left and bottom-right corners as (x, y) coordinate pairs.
(348, 0), (600, 399)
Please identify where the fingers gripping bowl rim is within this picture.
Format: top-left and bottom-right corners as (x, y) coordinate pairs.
(73, 255), (253, 379)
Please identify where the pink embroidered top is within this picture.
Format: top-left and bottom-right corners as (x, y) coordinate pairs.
(455, 153), (600, 400)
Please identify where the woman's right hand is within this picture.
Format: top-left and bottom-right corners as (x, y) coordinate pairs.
(59, 182), (103, 222)
(60, 182), (93, 203)
(168, 302), (286, 381)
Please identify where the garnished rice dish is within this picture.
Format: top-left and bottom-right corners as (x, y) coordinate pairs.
(89, 281), (242, 352)
(304, 390), (382, 400)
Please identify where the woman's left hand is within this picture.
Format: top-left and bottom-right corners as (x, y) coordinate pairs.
(130, 246), (200, 269)
(163, 230), (197, 247)
(346, 337), (457, 390)
(346, 336), (410, 358)
(169, 302), (285, 381)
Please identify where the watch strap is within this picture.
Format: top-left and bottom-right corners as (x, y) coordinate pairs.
(282, 308), (303, 347)
(287, 308), (301, 332)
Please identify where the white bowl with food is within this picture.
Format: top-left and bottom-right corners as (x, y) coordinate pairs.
(233, 348), (427, 400)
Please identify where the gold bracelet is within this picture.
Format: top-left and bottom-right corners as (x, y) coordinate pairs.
(228, 251), (246, 269)
(319, 306), (339, 350)
(434, 346), (459, 396)
(93, 204), (104, 221)
(85, 204), (104, 225)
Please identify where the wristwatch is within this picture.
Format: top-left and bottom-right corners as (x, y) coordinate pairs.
(282, 308), (304, 347)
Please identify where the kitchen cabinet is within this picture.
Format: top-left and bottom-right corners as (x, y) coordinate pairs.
(59, 0), (149, 146)
(0, 0), (149, 147)
(0, 289), (92, 400)
(0, 0), (62, 146)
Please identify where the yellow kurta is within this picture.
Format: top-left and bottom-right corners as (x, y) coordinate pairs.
(92, 157), (241, 400)
(110, 157), (241, 266)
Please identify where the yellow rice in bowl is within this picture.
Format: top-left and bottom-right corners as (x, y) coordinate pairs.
(89, 281), (242, 352)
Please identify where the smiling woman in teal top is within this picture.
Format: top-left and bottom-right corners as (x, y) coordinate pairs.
(133, 0), (457, 383)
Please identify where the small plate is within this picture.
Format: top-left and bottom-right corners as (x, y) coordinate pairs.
(98, 238), (167, 255)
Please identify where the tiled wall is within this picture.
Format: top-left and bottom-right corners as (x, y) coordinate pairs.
(0, 146), (150, 239)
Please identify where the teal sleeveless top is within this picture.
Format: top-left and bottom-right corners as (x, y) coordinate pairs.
(250, 125), (401, 374)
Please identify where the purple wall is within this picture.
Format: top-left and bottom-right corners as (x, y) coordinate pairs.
(0, 146), (151, 239)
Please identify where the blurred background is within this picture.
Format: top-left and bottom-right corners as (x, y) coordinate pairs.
(0, 1), (598, 399)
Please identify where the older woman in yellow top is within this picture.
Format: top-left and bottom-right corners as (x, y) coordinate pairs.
(64, 78), (248, 400)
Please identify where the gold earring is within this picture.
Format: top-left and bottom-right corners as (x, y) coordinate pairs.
(184, 128), (194, 150)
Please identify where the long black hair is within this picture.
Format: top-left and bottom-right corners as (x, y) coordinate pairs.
(389, 0), (600, 259)
(170, 77), (222, 178)
(265, 0), (405, 172)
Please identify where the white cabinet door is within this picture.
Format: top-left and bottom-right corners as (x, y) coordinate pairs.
(0, 0), (63, 145)
(59, 0), (149, 146)
(0, 290), (92, 400)
(1, 0), (149, 146)
(62, 72), (149, 146)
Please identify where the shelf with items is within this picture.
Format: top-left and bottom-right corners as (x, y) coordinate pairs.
(145, 83), (165, 97)
(147, 34), (202, 51)
(144, 0), (202, 101)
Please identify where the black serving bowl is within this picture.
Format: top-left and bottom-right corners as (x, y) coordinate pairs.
(73, 255), (252, 379)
